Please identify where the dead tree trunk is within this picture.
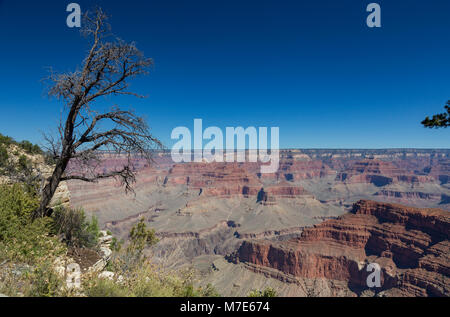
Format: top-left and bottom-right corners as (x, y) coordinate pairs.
(34, 8), (162, 218)
(35, 157), (69, 218)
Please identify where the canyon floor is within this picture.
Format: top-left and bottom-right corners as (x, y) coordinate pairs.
(66, 149), (450, 296)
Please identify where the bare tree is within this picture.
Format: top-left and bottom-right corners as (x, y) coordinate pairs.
(35, 8), (162, 219)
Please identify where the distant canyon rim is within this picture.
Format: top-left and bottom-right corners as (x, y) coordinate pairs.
(170, 119), (280, 173)
(65, 149), (450, 296)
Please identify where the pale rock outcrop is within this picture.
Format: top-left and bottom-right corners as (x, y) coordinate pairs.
(98, 271), (115, 280)
(55, 230), (114, 289)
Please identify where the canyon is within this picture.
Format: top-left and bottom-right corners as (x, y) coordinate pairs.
(66, 149), (450, 296)
(233, 200), (449, 297)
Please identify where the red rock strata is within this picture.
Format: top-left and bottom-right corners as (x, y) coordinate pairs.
(336, 159), (434, 186)
(428, 159), (450, 184)
(374, 190), (442, 202)
(260, 160), (334, 181)
(255, 183), (312, 205)
(68, 165), (164, 207)
(164, 162), (312, 201)
(234, 200), (449, 297)
(164, 162), (260, 187)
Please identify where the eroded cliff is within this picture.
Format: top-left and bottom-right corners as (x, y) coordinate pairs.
(233, 200), (449, 297)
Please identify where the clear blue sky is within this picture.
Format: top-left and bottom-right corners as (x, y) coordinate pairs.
(0, 0), (449, 149)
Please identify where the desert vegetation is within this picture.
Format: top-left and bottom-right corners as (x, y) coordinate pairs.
(0, 183), (221, 297)
(82, 218), (220, 297)
(0, 133), (222, 297)
(248, 288), (277, 297)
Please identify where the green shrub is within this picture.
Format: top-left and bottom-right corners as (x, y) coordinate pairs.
(52, 206), (100, 248)
(129, 218), (159, 251)
(84, 277), (130, 297)
(0, 145), (8, 168)
(110, 236), (123, 252)
(248, 287), (277, 297)
(0, 184), (66, 264)
(109, 218), (158, 272)
(0, 184), (39, 241)
(17, 155), (31, 171)
(83, 262), (216, 297)
(0, 263), (31, 296)
(19, 140), (42, 155)
(198, 283), (221, 297)
(84, 220), (216, 298)
(2, 217), (65, 263)
(0, 134), (13, 147)
(131, 266), (195, 297)
(26, 261), (65, 297)
(0, 183), (220, 298)
(0, 133), (42, 155)
(0, 259), (68, 297)
(0, 184), (67, 296)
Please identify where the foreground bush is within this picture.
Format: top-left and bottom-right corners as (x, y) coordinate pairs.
(0, 185), (220, 297)
(51, 206), (100, 249)
(0, 145), (8, 168)
(0, 184), (66, 264)
(0, 184), (38, 241)
(248, 287), (277, 297)
(0, 260), (71, 297)
(83, 261), (220, 297)
(84, 219), (220, 297)
(0, 184), (68, 296)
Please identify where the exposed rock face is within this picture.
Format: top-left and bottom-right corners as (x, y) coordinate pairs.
(50, 180), (71, 209)
(165, 159), (334, 188)
(336, 159), (435, 186)
(67, 151), (450, 213)
(260, 160), (334, 181)
(234, 226), (306, 239)
(163, 162), (312, 202)
(0, 144), (71, 209)
(373, 190), (449, 206)
(428, 159), (450, 184)
(68, 165), (166, 215)
(256, 184), (312, 205)
(67, 153), (172, 213)
(374, 190), (441, 201)
(163, 162), (260, 197)
(165, 162), (255, 186)
(234, 200), (449, 297)
(65, 150), (450, 296)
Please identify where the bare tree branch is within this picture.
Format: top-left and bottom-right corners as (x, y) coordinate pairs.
(35, 8), (163, 218)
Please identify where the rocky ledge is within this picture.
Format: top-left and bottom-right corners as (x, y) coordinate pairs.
(336, 159), (435, 186)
